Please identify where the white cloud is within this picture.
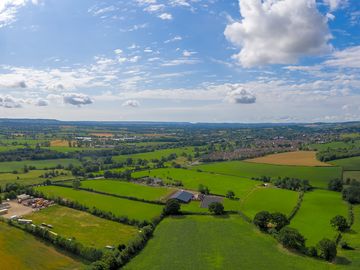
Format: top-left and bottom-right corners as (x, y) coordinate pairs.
(144, 4), (165, 13)
(122, 99), (140, 107)
(63, 93), (93, 106)
(225, 86), (256, 104)
(323, 0), (347, 11)
(0, 95), (23, 108)
(224, 0), (332, 67)
(324, 46), (360, 68)
(161, 58), (200, 66)
(183, 50), (197, 57)
(33, 98), (48, 106)
(0, 0), (39, 28)
(158, 13), (173, 20)
(164, 36), (182, 43)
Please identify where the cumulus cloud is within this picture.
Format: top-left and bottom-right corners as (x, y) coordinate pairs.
(33, 98), (48, 107)
(0, 0), (40, 28)
(224, 0), (332, 67)
(0, 95), (23, 108)
(324, 0), (347, 11)
(225, 86), (256, 104)
(63, 93), (93, 106)
(122, 99), (140, 108)
(158, 13), (173, 20)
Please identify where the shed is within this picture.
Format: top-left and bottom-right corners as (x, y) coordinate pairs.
(170, 190), (193, 203)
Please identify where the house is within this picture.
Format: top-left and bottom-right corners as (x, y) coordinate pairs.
(170, 190), (193, 203)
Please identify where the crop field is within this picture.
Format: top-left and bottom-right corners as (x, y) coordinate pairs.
(344, 171), (360, 181)
(124, 215), (334, 270)
(240, 187), (299, 219)
(0, 159), (80, 173)
(0, 169), (73, 187)
(132, 168), (259, 198)
(0, 222), (84, 270)
(247, 151), (331, 167)
(291, 190), (348, 246)
(27, 205), (139, 249)
(78, 179), (174, 201)
(193, 161), (342, 189)
(330, 156), (360, 171)
(35, 185), (163, 222)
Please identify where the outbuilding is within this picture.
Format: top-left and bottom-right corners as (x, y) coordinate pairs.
(170, 190), (193, 203)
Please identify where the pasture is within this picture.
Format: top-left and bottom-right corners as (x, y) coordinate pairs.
(290, 189), (348, 246)
(0, 222), (84, 270)
(308, 140), (360, 151)
(35, 185), (163, 222)
(124, 215), (334, 270)
(344, 171), (360, 181)
(78, 180), (174, 201)
(27, 205), (139, 249)
(239, 187), (299, 219)
(193, 161), (342, 189)
(330, 156), (360, 171)
(132, 168), (259, 198)
(246, 151), (331, 167)
(0, 158), (80, 173)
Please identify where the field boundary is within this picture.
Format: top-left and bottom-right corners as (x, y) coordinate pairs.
(288, 191), (304, 221)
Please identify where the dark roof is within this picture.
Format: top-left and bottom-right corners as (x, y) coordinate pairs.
(200, 196), (223, 208)
(170, 190), (193, 203)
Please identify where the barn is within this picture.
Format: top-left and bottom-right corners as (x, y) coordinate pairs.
(170, 190), (193, 203)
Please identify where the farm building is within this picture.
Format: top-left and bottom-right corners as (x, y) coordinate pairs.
(200, 196), (224, 208)
(170, 190), (193, 203)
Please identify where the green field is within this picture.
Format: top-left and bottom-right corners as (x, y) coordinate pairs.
(291, 189), (348, 246)
(35, 185), (163, 222)
(308, 140), (360, 151)
(181, 198), (242, 213)
(193, 161), (342, 188)
(240, 187), (299, 219)
(330, 157), (360, 171)
(132, 168), (259, 198)
(78, 180), (174, 201)
(344, 171), (360, 181)
(27, 205), (139, 249)
(124, 215), (335, 270)
(0, 170), (74, 187)
(0, 159), (80, 173)
(0, 222), (84, 270)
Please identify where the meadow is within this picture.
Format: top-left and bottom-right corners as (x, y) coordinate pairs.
(0, 159), (80, 173)
(343, 171), (360, 181)
(330, 156), (360, 171)
(0, 222), (84, 269)
(247, 151), (331, 167)
(193, 161), (342, 189)
(77, 180), (174, 201)
(290, 189), (348, 246)
(35, 185), (163, 222)
(27, 205), (139, 249)
(132, 168), (259, 198)
(124, 215), (335, 270)
(239, 187), (299, 219)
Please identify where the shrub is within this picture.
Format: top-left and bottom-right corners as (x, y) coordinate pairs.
(253, 211), (271, 231)
(270, 212), (289, 231)
(343, 182), (360, 204)
(163, 199), (181, 215)
(226, 190), (235, 199)
(328, 179), (343, 192)
(278, 227), (306, 251)
(317, 238), (337, 261)
(208, 202), (224, 215)
(330, 215), (349, 232)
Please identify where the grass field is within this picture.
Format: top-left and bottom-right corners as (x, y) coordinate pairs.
(240, 187), (299, 219)
(181, 198), (242, 213)
(132, 168), (259, 198)
(124, 215), (336, 270)
(330, 156), (360, 171)
(27, 205), (139, 249)
(308, 140), (360, 151)
(35, 185), (163, 222)
(344, 171), (360, 181)
(0, 169), (73, 187)
(78, 180), (174, 201)
(247, 151), (331, 167)
(0, 159), (80, 173)
(193, 161), (342, 189)
(0, 222), (84, 270)
(291, 189), (348, 246)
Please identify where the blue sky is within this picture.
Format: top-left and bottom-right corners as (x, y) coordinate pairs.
(0, 0), (359, 122)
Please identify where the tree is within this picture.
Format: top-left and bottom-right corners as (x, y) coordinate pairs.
(208, 202), (224, 215)
(330, 215), (349, 232)
(253, 211), (271, 231)
(163, 199), (181, 215)
(226, 190), (235, 199)
(278, 227), (306, 251)
(328, 179), (343, 192)
(317, 238), (337, 261)
(72, 179), (81, 189)
(342, 182), (360, 203)
(270, 212), (289, 231)
(198, 184), (210, 195)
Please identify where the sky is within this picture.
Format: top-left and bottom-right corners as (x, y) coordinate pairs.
(0, 0), (359, 123)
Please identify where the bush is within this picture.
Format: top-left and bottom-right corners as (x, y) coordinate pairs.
(226, 190), (235, 199)
(330, 215), (349, 232)
(253, 211), (271, 231)
(343, 182), (360, 204)
(278, 227), (306, 251)
(208, 202), (224, 215)
(317, 238), (337, 261)
(328, 179), (343, 192)
(307, 246), (318, 257)
(270, 212), (289, 231)
(198, 184), (210, 195)
(163, 199), (181, 215)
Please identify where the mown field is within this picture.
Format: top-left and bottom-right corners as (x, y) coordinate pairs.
(193, 161), (341, 189)
(132, 168), (259, 198)
(77, 180), (174, 201)
(35, 185), (163, 222)
(291, 190), (348, 246)
(247, 151), (331, 167)
(330, 156), (360, 171)
(27, 205), (139, 249)
(124, 215), (335, 270)
(0, 170), (74, 187)
(240, 187), (299, 219)
(0, 222), (84, 270)
(0, 159), (80, 173)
